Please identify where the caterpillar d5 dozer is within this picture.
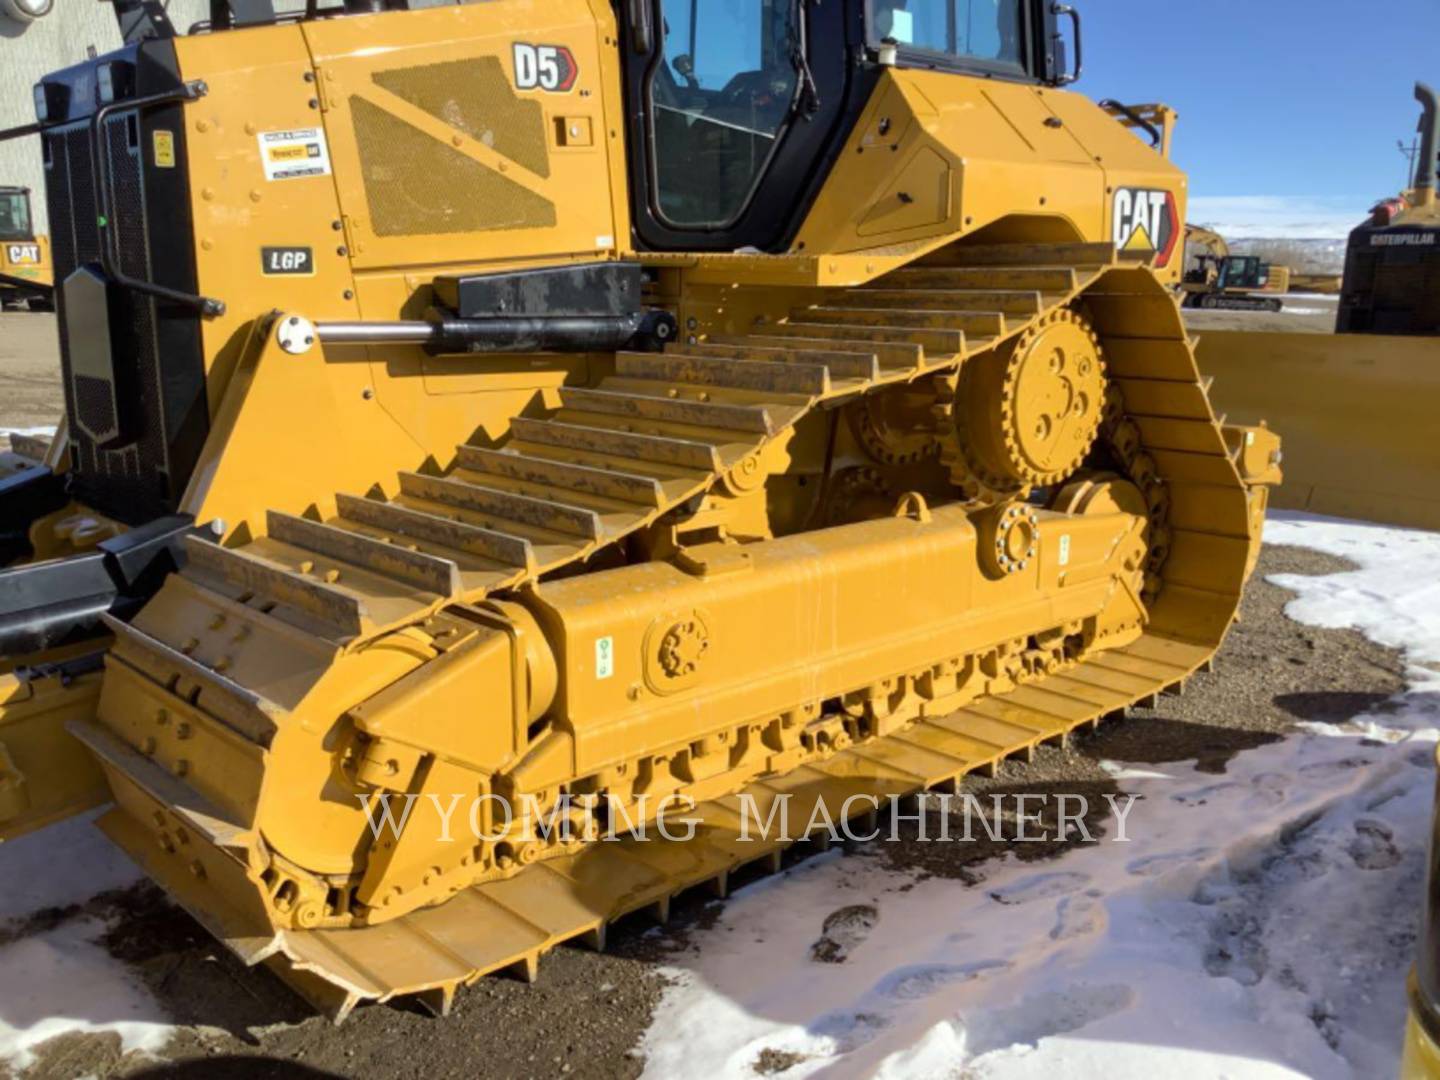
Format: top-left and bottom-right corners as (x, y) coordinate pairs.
(1197, 82), (1440, 531)
(1, 0), (1279, 1017)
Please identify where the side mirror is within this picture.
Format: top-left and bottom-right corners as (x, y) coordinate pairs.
(1050, 3), (1082, 85)
(672, 53), (701, 89)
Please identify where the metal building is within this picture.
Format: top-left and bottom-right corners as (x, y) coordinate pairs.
(0, 2), (208, 232)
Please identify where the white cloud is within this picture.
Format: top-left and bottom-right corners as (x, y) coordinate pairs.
(1187, 195), (1366, 240)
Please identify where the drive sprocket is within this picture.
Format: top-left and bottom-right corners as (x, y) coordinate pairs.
(940, 309), (1107, 503)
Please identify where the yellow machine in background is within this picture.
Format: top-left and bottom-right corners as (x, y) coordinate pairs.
(1198, 81), (1440, 531)
(0, 0), (1278, 1018)
(1288, 271), (1341, 295)
(1180, 224), (1288, 312)
(1183, 224), (1342, 297)
(0, 185), (52, 310)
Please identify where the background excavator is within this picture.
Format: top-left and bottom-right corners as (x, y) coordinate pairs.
(1197, 81), (1440, 532)
(1180, 224), (1288, 312)
(0, 0), (1278, 1018)
(0, 184), (52, 310)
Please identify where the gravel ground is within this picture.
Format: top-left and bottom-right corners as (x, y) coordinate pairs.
(4, 544), (1408, 1080)
(0, 311), (65, 442)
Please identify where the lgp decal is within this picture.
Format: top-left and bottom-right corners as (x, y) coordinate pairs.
(1112, 188), (1179, 269)
(513, 43), (578, 92)
(5, 244), (39, 265)
(260, 246), (314, 275)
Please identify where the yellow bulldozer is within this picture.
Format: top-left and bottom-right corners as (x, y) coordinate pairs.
(1196, 81), (1440, 532)
(0, 0), (1279, 1017)
(0, 184), (53, 310)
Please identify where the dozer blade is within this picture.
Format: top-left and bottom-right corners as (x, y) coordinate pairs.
(75, 248), (1275, 1020)
(0, 652), (108, 841)
(1196, 331), (1440, 530)
(0, 502), (195, 840)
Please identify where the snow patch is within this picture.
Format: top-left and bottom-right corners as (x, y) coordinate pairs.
(0, 812), (169, 1070)
(0, 425), (57, 439)
(0, 810), (141, 923)
(0, 918), (173, 1072)
(641, 511), (1439, 1079)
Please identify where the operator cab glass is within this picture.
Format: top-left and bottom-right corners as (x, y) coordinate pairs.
(625, 0), (1058, 251)
(1219, 256), (1266, 290)
(0, 190), (31, 242)
(649, 0), (803, 227)
(871, 0), (1026, 71)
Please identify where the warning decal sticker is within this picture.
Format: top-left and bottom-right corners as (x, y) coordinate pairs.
(258, 127), (333, 182)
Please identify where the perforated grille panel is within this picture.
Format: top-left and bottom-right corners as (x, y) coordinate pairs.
(1340, 229), (1440, 334)
(73, 374), (119, 442)
(373, 57), (550, 178)
(41, 80), (206, 524)
(350, 96), (556, 237)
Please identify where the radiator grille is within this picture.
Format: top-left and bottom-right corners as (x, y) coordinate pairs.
(1341, 233), (1440, 334)
(350, 96), (556, 237)
(373, 57), (550, 178)
(42, 108), (201, 522)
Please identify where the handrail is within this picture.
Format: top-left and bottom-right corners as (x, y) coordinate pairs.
(89, 80), (225, 317)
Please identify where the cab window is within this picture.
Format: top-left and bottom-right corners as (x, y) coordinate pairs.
(649, 0), (802, 228)
(0, 191), (30, 242)
(871, 0), (1028, 73)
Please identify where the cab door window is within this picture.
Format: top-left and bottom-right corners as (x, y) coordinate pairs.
(0, 191), (30, 242)
(649, 0), (802, 227)
(871, 0), (1028, 74)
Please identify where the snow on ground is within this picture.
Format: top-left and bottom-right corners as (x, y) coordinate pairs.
(0, 812), (172, 1071)
(0, 425), (57, 440)
(642, 512), (1440, 1079)
(0, 512), (1435, 1077)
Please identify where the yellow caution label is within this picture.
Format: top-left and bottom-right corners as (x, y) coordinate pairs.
(153, 130), (176, 169)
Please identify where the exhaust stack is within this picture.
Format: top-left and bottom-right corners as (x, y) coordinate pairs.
(1415, 82), (1438, 206)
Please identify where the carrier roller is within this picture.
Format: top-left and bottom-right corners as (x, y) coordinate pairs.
(75, 243), (1281, 1018)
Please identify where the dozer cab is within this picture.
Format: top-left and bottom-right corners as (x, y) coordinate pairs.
(1196, 81), (1440, 532)
(0, 0), (1278, 1016)
(0, 184), (52, 310)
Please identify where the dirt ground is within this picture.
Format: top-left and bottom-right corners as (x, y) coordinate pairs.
(3, 544), (1407, 1080)
(0, 295), (1388, 1079)
(1182, 293), (1339, 335)
(0, 311), (68, 442)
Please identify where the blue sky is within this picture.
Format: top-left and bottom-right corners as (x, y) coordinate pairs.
(1080, 0), (1439, 235)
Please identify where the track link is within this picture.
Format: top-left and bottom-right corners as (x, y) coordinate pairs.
(83, 240), (1272, 1017)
